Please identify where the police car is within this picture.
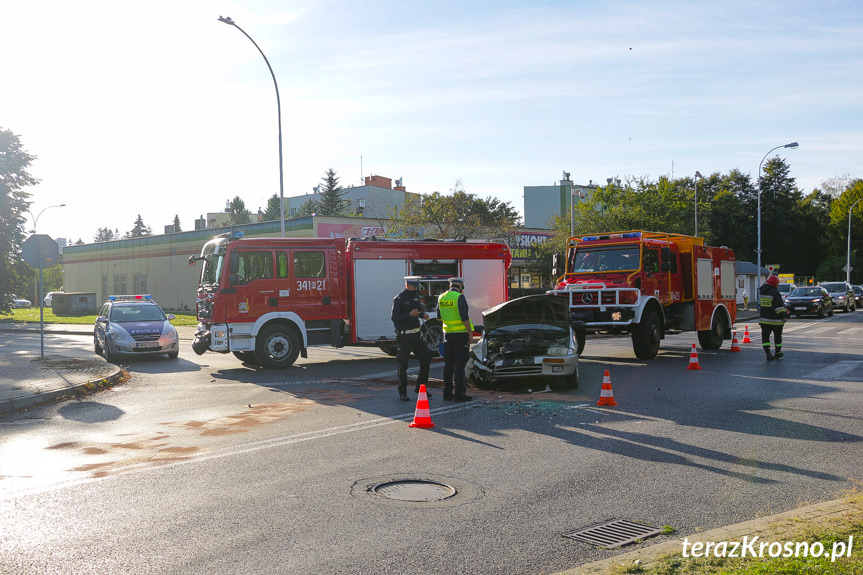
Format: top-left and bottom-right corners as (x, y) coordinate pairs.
(94, 295), (179, 362)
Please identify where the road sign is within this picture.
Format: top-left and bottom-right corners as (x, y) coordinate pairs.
(22, 234), (59, 269)
(843, 264), (852, 273)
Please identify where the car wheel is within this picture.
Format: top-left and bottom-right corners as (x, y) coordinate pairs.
(94, 333), (103, 356)
(697, 313), (726, 350)
(254, 323), (301, 369)
(167, 350), (179, 359)
(632, 310), (662, 359)
(104, 340), (119, 363)
(575, 328), (586, 356)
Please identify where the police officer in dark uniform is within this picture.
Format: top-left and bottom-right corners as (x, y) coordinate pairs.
(391, 276), (432, 401)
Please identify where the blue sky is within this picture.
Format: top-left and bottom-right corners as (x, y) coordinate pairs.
(3, 0), (862, 243)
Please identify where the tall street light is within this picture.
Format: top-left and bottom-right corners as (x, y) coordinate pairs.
(757, 142), (799, 292)
(846, 198), (863, 284)
(694, 171), (703, 237)
(28, 203), (66, 303)
(218, 16), (285, 238)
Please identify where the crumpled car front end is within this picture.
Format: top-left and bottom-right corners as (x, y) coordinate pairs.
(466, 295), (578, 390)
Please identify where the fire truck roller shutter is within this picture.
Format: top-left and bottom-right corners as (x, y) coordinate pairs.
(353, 259), (409, 341)
(461, 259), (507, 328)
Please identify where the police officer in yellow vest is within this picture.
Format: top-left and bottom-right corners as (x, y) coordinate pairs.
(439, 277), (473, 402)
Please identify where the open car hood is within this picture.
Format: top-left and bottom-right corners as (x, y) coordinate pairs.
(481, 294), (571, 332)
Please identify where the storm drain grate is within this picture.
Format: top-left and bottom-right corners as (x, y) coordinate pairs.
(564, 519), (663, 549)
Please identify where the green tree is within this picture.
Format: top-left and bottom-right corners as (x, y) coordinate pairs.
(387, 180), (521, 240)
(316, 169), (350, 216)
(227, 196), (251, 225)
(823, 179), (863, 281)
(262, 194), (284, 221)
(295, 198), (317, 217)
(94, 227), (119, 242)
(0, 128), (37, 314)
(172, 214), (182, 232)
(125, 214), (152, 238)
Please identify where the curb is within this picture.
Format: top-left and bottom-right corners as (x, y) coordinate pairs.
(0, 364), (125, 416)
(557, 496), (862, 574)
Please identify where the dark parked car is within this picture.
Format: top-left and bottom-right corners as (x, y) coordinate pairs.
(465, 294), (578, 391)
(786, 286), (834, 318)
(853, 285), (863, 308)
(94, 294), (179, 362)
(820, 281), (857, 313)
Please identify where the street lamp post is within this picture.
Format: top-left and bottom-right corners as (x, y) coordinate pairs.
(218, 16), (285, 238)
(28, 203), (66, 304)
(756, 142), (799, 292)
(847, 198), (863, 284)
(694, 171), (703, 237)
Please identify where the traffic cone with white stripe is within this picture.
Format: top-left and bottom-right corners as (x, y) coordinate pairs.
(596, 370), (617, 407)
(730, 332), (741, 352)
(742, 326), (752, 343)
(409, 384), (435, 428)
(687, 344), (702, 370)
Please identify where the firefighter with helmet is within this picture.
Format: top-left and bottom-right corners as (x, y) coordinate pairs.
(438, 277), (474, 402)
(759, 274), (788, 360)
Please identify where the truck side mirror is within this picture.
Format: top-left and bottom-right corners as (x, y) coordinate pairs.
(552, 253), (562, 277)
(230, 252), (239, 274)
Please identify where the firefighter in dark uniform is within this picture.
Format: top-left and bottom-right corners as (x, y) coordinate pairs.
(439, 277), (473, 402)
(759, 274), (788, 360)
(391, 276), (432, 401)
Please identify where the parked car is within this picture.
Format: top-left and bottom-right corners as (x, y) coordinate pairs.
(94, 294), (179, 362)
(777, 282), (797, 304)
(786, 286), (834, 318)
(465, 294), (578, 391)
(43, 291), (63, 307)
(853, 285), (863, 308)
(10, 294), (31, 308)
(819, 281), (857, 313)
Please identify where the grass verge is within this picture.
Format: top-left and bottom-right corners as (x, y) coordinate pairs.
(610, 492), (863, 575)
(0, 308), (198, 326)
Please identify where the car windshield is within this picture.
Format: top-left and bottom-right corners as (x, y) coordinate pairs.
(570, 246), (640, 272)
(821, 283), (847, 293)
(791, 287), (821, 297)
(110, 304), (167, 322)
(854, 287), (863, 295)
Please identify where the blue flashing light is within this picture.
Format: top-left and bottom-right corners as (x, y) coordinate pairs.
(229, 231), (244, 240)
(582, 236), (599, 241)
(622, 232), (642, 238)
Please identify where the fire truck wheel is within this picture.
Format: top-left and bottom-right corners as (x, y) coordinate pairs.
(575, 329), (586, 356)
(233, 351), (259, 364)
(632, 310), (662, 360)
(697, 314), (726, 350)
(255, 324), (301, 369)
(377, 345), (399, 357)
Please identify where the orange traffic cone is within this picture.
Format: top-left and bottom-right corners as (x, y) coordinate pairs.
(730, 332), (741, 352)
(742, 326), (752, 343)
(409, 384), (435, 428)
(596, 370), (617, 407)
(687, 344), (702, 370)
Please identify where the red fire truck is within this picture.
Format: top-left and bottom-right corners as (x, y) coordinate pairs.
(189, 232), (511, 368)
(549, 230), (736, 359)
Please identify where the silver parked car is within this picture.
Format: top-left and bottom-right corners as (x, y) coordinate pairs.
(466, 294), (578, 391)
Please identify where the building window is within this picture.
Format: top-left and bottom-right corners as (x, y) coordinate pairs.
(114, 274), (127, 295)
(101, 275), (108, 301)
(134, 273), (148, 294)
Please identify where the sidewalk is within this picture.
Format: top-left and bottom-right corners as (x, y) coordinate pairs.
(0, 322), (197, 416)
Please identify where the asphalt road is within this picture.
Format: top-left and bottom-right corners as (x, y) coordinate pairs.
(1, 313), (862, 574)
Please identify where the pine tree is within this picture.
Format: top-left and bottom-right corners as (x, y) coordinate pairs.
(316, 169), (351, 216)
(173, 214), (182, 232)
(227, 196), (251, 225)
(125, 214), (152, 238)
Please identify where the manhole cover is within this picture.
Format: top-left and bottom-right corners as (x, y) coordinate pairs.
(565, 519), (662, 549)
(372, 479), (457, 502)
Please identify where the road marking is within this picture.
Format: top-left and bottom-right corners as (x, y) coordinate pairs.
(805, 361), (863, 381)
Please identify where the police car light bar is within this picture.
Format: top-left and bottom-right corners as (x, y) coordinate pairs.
(108, 294), (152, 301)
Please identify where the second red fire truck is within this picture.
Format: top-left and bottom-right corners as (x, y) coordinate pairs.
(549, 230), (736, 359)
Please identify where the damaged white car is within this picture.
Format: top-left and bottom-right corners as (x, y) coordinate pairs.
(466, 294), (578, 390)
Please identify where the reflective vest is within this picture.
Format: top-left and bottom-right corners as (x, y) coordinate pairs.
(438, 290), (472, 333)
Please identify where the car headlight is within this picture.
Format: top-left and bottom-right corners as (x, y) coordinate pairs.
(108, 327), (131, 342)
(547, 346), (573, 356)
(811, 299), (821, 303)
(165, 328), (178, 340)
